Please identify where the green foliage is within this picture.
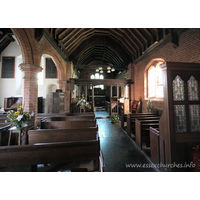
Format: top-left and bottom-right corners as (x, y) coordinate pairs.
(76, 94), (91, 109)
(111, 114), (119, 123)
(147, 100), (152, 109)
(5, 105), (33, 130)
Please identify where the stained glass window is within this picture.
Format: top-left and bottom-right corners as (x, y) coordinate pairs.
(188, 76), (199, 101)
(189, 105), (200, 132)
(174, 105), (187, 133)
(173, 75), (185, 101)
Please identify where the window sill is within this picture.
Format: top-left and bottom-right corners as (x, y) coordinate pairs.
(145, 98), (164, 101)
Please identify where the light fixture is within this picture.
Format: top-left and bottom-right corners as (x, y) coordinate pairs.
(111, 68), (115, 72)
(96, 69), (99, 72)
(99, 67), (103, 70)
(100, 70), (103, 73)
(107, 70), (111, 73)
(107, 66), (111, 70)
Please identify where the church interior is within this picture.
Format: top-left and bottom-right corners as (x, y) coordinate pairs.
(0, 27), (200, 175)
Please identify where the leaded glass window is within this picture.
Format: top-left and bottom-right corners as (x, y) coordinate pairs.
(188, 76), (199, 101)
(189, 105), (200, 132)
(173, 75), (185, 101)
(174, 105), (187, 133)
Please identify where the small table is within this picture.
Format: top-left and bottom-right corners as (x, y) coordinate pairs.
(8, 127), (22, 146)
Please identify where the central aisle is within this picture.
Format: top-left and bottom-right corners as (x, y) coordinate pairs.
(95, 111), (157, 172)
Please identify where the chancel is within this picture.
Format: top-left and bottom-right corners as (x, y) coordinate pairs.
(0, 28), (200, 172)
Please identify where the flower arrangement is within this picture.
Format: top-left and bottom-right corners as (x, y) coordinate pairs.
(147, 100), (152, 110)
(76, 94), (91, 109)
(111, 114), (119, 123)
(5, 102), (34, 130)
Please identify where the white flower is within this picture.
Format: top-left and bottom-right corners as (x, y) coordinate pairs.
(31, 111), (34, 117)
(17, 115), (23, 121)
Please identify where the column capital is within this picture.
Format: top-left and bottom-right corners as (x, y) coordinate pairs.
(19, 63), (43, 73)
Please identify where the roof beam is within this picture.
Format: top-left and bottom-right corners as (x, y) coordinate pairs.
(58, 28), (72, 40)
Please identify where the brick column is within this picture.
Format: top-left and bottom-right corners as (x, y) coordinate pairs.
(57, 80), (65, 91)
(65, 61), (73, 113)
(65, 81), (71, 113)
(128, 63), (135, 111)
(19, 63), (43, 129)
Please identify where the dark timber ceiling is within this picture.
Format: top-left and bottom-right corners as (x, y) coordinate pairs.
(45, 28), (186, 74)
(0, 28), (188, 78)
(0, 28), (14, 55)
(46, 28), (167, 66)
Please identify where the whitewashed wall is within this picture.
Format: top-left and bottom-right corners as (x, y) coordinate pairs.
(0, 41), (58, 113)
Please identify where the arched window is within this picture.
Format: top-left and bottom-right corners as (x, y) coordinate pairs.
(90, 73), (104, 89)
(91, 74), (94, 79)
(144, 59), (164, 99)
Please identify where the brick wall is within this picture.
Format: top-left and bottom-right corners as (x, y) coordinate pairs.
(133, 28), (200, 112)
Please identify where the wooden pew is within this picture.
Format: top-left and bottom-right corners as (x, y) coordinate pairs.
(0, 139), (100, 171)
(28, 127), (98, 145)
(37, 114), (96, 128)
(37, 113), (66, 127)
(65, 112), (95, 116)
(41, 120), (97, 129)
(150, 127), (160, 165)
(126, 114), (159, 137)
(0, 119), (6, 123)
(121, 112), (157, 130)
(0, 115), (7, 119)
(40, 116), (95, 127)
(0, 123), (9, 128)
(50, 116), (95, 121)
(0, 124), (11, 146)
(135, 119), (159, 149)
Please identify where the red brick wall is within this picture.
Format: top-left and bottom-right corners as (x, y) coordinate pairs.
(133, 28), (200, 112)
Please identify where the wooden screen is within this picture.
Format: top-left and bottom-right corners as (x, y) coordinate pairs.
(159, 62), (200, 172)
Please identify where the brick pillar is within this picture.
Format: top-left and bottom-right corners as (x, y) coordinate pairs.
(57, 80), (65, 91)
(19, 63), (43, 129)
(128, 63), (135, 111)
(65, 81), (71, 113)
(65, 61), (73, 113)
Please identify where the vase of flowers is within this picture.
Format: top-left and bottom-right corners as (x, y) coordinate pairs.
(76, 94), (91, 111)
(5, 103), (33, 130)
(111, 114), (119, 123)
